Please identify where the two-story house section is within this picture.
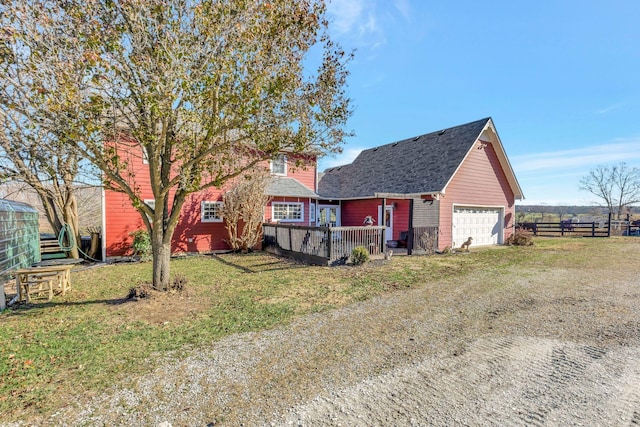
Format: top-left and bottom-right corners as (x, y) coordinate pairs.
(103, 148), (319, 257)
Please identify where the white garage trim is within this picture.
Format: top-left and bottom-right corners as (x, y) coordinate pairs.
(452, 205), (504, 247)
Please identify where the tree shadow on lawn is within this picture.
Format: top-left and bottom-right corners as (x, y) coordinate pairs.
(1, 297), (133, 317)
(210, 253), (312, 274)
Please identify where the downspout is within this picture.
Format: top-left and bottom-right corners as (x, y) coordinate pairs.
(101, 185), (107, 262)
(408, 199), (414, 255)
(381, 197), (386, 253)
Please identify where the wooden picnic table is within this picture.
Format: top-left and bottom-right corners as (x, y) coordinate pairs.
(15, 264), (74, 303)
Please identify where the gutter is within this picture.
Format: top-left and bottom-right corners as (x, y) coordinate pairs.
(316, 191), (444, 201)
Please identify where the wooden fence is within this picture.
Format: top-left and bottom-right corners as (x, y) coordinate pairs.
(263, 224), (386, 265)
(517, 218), (611, 238)
(409, 226), (439, 254)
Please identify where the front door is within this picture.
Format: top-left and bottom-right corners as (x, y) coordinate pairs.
(318, 205), (340, 227)
(378, 205), (393, 241)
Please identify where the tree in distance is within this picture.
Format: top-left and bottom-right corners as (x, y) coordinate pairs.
(579, 162), (640, 219)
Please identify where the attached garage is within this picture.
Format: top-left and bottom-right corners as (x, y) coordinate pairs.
(318, 118), (524, 251)
(452, 206), (503, 247)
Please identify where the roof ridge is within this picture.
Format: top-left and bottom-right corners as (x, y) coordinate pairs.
(358, 117), (491, 155)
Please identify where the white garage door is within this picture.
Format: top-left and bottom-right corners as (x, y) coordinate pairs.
(452, 206), (503, 247)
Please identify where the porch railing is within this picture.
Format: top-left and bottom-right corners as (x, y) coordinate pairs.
(263, 224), (386, 265)
(410, 226), (439, 254)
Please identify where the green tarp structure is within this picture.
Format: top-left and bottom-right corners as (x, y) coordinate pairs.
(0, 199), (39, 309)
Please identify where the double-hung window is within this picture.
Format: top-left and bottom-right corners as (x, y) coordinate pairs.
(202, 201), (223, 223)
(272, 202), (304, 222)
(270, 155), (287, 175)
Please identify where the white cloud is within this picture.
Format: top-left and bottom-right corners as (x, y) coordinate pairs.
(511, 139), (640, 173)
(359, 12), (378, 35)
(597, 103), (625, 115)
(326, 0), (366, 36)
(512, 138), (640, 205)
(392, 0), (412, 23)
(326, 0), (385, 51)
(320, 147), (363, 170)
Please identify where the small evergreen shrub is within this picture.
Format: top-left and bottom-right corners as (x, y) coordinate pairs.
(350, 246), (370, 265)
(130, 229), (152, 261)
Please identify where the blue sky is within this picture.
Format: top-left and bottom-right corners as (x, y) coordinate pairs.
(319, 0), (640, 205)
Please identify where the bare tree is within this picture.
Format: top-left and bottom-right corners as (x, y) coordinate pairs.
(3, 0), (352, 289)
(579, 163), (640, 219)
(0, 89), (85, 259)
(0, 2), (107, 258)
(222, 168), (272, 253)
(0, 182), (101, 234)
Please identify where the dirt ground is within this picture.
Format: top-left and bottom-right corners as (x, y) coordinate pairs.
(40, 242), (640, 426)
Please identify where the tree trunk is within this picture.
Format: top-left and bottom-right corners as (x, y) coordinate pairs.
(151, 227), (172, 291)
(62, 195), (81, 259)
(35, 188), (81, 258)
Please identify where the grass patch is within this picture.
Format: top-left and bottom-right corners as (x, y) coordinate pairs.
(0, 237), (633, 421)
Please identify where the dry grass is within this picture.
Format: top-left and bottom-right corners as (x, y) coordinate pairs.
(0, 236), (637, 423)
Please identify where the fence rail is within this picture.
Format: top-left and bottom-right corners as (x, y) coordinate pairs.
(517, 221), (610, 238)
(263, 224), (386, 265)
(410, 226), (439, 254)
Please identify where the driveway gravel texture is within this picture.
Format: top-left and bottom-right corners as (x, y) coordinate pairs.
(24, 242), (640, 425)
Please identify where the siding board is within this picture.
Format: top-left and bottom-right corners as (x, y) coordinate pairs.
(439, 142), (515, 249)
(413, 199), (440, 227)
(104, 144), (318, 256)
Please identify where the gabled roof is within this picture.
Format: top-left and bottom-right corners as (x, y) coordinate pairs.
(265, 176), (318, 198)
(318, 117), (523, 200)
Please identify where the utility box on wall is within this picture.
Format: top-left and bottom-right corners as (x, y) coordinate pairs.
(0, 199), (39, 310)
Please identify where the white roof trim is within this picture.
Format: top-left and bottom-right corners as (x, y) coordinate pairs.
(441, 118), (524, 200)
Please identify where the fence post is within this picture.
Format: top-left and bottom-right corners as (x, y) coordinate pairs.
(408, 199), (414, 256)
(327, 226), (332, 261)
(607, 212), (612, 237)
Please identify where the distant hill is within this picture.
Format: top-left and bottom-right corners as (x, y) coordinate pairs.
(516, 205), (640, 216)
(515, 205), (640, 225)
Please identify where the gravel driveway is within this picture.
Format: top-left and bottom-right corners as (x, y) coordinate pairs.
(51, 245), (640, 426)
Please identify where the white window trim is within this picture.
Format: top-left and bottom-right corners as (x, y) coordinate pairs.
(270, 155), (287, 176)
(309, 201), (316, 224)
(143, 199), (155, 220)
(142, 146), (149, 164)
(272, 201), (304, 222)
(201, 201), (224, 223)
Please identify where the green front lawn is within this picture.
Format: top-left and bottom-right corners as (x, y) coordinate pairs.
(0, 238), (625, 421)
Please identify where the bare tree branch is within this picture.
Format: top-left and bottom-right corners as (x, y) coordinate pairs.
(579, 163), (640, 219)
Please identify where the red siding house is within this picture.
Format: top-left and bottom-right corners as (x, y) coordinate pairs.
(103, 152), (319, 257)
(316, 117), (524, 250)
(103, 117), (523, 257)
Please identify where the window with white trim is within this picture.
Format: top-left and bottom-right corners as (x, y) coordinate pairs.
(272, 202), (304, 222)
(201, 201), (223, 222)
(143, 199), (155, 219)
(142, 146), (149, 164)
(270, 155), (287, 175)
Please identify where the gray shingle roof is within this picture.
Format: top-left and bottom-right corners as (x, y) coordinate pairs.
(318, 118), (491, 199)
(265, 177), (318, 198)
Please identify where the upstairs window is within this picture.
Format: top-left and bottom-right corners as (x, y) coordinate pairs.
(202, 201), (223, 223)
(270, 155), (287, 175)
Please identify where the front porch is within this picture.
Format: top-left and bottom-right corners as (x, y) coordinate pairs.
(262, 223), (439, 265)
